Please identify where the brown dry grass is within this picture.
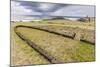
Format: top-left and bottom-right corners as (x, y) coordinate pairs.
(17, 27), (95, 63)
(11, 19), (95, 66)
(11, 23), (50, 66)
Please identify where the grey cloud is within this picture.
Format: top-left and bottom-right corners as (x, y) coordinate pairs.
(15, 1), (68, 13)
(11, 0), (95, 21)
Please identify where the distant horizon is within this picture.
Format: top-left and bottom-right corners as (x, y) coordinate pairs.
(11, 16), (95, 22)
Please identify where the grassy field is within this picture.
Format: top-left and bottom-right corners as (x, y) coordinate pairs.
(11, 19), (95, 30)
(11, 19), (95, 66)
(11, 23), (50, 66)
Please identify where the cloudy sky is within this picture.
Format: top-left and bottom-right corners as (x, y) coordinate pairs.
(11, 0), (95, 21)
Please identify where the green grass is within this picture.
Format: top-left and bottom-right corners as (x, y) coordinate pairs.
(17, 27), (95, 63)
(41, 19), (95, 30)
(72, 42), (95, 62)
(11, 24), (50, 66)
(34, 25), (95, 43)
(11, 20), (95, 66)
(11, 19), (95, 30)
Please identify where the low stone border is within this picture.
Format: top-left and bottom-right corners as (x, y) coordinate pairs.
(14, 25), (66, 64)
